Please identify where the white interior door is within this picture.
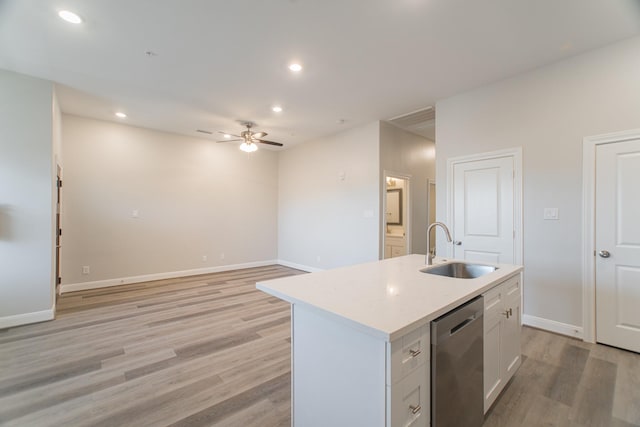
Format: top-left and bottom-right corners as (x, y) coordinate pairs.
(595, 138), (640, 353)
(452, 156), (514, 264)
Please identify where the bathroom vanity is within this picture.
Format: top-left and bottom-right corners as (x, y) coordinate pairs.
(257, 254), (523, 426)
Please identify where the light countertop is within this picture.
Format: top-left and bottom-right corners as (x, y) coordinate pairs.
(257, 254), (523, 341)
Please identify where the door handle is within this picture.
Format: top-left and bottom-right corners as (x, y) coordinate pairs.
(598, 250), (611, 258)
(453, 241), (462, 246)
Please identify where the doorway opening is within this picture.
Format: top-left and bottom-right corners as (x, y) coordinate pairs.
(383, 173), (410, 259)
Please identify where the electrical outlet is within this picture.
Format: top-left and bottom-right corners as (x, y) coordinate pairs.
(220, 253), (225, 260)
(316, 255), (321, 263)
(82, 266), (90, 275)
(202, 255), (207, 262)
(132, 209), (139, 218)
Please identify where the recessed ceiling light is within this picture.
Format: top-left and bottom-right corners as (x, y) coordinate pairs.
(58, 10), (82, 24)
(115, 112), (127, 118)
(272, 106), (283, 113)
(223, 133), (231, 139)
(288, 63), (303, 72)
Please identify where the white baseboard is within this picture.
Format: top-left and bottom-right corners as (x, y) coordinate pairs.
(0, 308), (55, 329)
(522, 314), (583, 339)
(60, 260), (280, 294)
(277, 259), (324, 273)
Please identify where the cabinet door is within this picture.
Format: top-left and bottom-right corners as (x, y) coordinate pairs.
(483, 274), (522, 414)
(388, 365), (429, 427)
(502, 289), (522, 381)
(385, 245), (392, 258)
(483, 310), (503, 413)
(391, 245), (405, 257)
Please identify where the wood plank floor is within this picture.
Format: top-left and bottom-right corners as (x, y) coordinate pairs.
(0, 265), (303, 427)
(485, 326), (640, 427)
(1, 265), (639, 426)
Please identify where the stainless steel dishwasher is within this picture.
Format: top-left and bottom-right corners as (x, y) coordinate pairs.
(431, 295), (484, 427)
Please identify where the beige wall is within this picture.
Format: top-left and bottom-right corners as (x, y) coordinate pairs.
(380, 121), (436, 256)
(0, 70), (55, 325)
(61, 115), (278, 286)
(435, 36), (640, 331)
(278, 122), (380, 270)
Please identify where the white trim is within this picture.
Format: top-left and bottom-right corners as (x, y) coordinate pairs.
(426, 179), (436, 255)
(445, 147), (523, 264)
(582, 129), (640, 343)
(522, 314), (583, 339)
(0, 308), (55, 329)
(277, 259), (324, 273)
(60, 260), (280, 293)
(382, 171), (412, 259)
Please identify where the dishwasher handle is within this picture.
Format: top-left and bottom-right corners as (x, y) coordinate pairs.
(431, 296), (484, 345)
(450, 315), (477, 336)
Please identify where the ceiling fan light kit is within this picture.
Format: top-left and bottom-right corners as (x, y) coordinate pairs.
(239, 142), (258, 153)
(216, 121), (284, 153)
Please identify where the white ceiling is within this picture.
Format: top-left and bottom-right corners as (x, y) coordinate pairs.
(1, 0), (639, 147)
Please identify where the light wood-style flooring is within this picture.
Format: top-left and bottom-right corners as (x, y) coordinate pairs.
(0, 265), (302, 427)
(486, 324), (640, 427)
(1, 265), (639, 426)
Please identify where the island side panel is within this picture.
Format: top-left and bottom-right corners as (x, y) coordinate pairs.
(292, 304), (387, 427)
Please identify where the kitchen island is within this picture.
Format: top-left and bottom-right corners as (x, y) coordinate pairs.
(257, 254), (523, 426)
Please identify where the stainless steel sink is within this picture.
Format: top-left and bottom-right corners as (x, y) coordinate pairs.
(420, 262), (498, 279)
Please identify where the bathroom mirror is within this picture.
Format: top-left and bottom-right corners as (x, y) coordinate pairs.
(386, 189), (402, 225)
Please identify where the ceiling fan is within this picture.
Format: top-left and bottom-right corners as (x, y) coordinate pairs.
(217, 121), (284, 152)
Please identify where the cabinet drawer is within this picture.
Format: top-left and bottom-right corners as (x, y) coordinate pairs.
(502, 274), (521, 299)
(388, 364), (429, 427)
(483, 284), (504, 320)
(388, 325), (429, 385)
(484, 274), (521, 318)
(386, 236), (404, 246)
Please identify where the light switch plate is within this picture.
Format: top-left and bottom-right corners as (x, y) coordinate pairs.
(544, 208), (559, 220)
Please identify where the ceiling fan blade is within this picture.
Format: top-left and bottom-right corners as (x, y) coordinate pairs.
(252, 132), (267, 139)
(218, 131), (242, 138)
(256, 139), (284, 147)
(216, 139), (243, 143)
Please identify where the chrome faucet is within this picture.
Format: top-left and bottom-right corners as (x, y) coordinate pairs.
(426, 222), (453, 265)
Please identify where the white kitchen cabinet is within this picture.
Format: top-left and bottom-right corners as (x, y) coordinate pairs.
(386, 235), (406, 258)
(388, 364), (429, 427)
(482, 273), (522, 413)
(291, 304), (429, 427)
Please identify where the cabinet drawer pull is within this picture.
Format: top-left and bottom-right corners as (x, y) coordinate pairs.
(409, 404), (421, 414)
(409, 349), (421, 358)
(502, 308), (514, 318)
